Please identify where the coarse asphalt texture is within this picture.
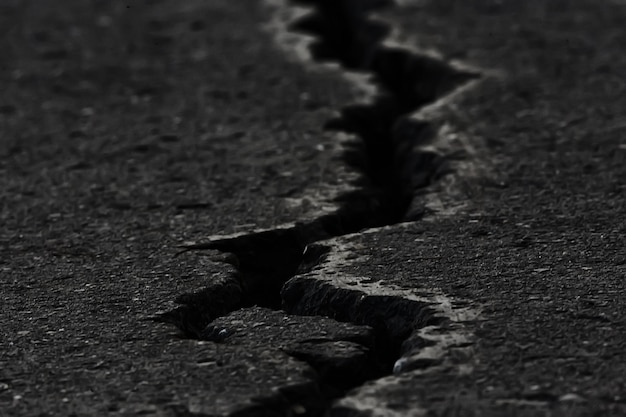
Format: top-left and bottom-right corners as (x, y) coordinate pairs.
(1, 0), (625, 416)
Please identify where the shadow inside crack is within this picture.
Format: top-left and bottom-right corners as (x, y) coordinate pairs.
(156, 228), (310, 337)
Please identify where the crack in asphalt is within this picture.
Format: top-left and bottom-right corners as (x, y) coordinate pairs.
(161, 0), (480, 415)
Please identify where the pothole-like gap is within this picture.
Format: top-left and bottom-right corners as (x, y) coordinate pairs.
(158, 0), (479, 414)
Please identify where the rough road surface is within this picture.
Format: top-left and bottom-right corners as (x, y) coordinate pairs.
(1, 0), (625, 416)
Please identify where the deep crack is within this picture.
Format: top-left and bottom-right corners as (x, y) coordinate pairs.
(295, 0), (477, 223)
(161, 0), (479, 415)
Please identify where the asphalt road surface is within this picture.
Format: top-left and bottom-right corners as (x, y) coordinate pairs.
(1, 0), (624, 416)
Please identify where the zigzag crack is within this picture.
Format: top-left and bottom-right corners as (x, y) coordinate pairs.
(293, 0), (478, 223)
(160, 0), (479, 415)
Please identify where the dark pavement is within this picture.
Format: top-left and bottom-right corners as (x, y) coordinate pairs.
(1, 0), (625, 416)
(1, 0), (367, 415)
